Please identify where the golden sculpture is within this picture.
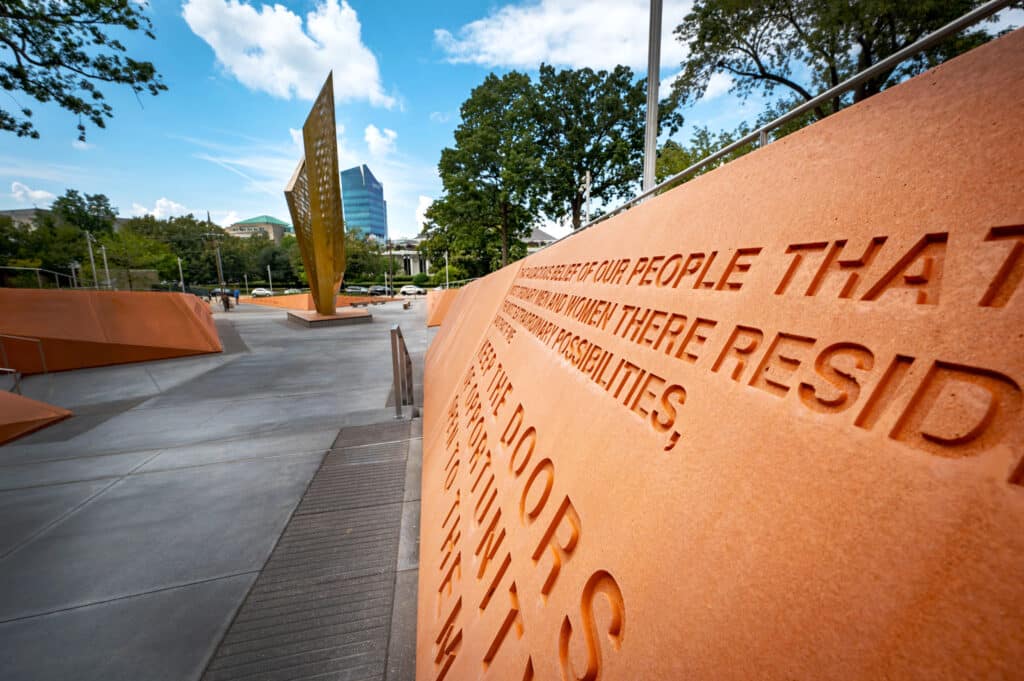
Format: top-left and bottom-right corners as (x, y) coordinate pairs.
(285, 72), (346, 315)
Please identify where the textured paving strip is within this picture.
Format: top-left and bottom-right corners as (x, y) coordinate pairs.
(201, 420), (413, 681)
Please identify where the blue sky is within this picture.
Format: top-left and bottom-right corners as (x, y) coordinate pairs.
(1, 1), (1020, 239)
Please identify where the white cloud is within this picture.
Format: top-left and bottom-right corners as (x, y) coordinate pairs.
(660, 70), (732, 100)
(415, 195), (433, 233)
(10, 181), (55, 204)
(435, 0), (692, 70)
(132, 197), (191, 220)
(182, 0), (395, 107)
(364, 124), (397, 156)
(429, 111), (451, 123)
(71, 139), (94, 151)
(213, 210), (242, 226)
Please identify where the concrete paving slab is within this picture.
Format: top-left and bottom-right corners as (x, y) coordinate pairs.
(136, 428), (338, 473)
(0, 480), (112, 556)
(0, 452), (322, 621)
(0, 573), (255, 681)
(0, 450), (159, 491)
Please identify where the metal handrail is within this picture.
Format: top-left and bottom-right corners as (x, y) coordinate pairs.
(0, 334), (48, 375)
(0, 265), (74, 288)
(0, 367), (22, 394)
(547, 0), (1016, 247)
(390, 325), (414, 418)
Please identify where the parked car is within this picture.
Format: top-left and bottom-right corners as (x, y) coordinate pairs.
(283, 288), (302, 295)
(368, 285), (393, 296)
(251, 288), (273, 297)
(344, 285), (369, 294)
(399, 284), (425, 295)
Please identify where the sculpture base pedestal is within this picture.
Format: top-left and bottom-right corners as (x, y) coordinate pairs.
(286, 309), (373, 328)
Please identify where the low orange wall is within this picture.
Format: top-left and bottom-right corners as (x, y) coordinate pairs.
(417, 31), (1024, 681)
(0, 391), (71, 444)
(425, 288), (462, 328)
(0, 289), (222, 374)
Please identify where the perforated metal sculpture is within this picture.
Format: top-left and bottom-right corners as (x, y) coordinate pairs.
(285, 73), (345, 315)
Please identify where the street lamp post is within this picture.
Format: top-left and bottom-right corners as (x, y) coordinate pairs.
(177, 257), (186, 293)
(444, 250), (450, 289)
(244, 273), (249, 295)
(86, 232), (99, 289)
(267, 264), (273, 294)
(643, 0), (663, 192)
(100, 244), (111, 289)
(70, 262), (79, 288)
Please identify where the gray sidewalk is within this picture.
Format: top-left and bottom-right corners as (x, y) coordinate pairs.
(0, 298), (429, 681)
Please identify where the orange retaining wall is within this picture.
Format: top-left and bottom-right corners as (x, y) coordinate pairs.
(0, 392), (71, 444)
(0, 289), (222, 374)
(417, 30), (1024, 681)
(425, 288), (462, 328)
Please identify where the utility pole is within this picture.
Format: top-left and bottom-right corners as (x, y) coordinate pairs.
(100, 245), (111, 289)
(580, 170), (592, 226)
(267, 264), (273, 294)
(643, 0), (662, 192)
(215, 245), (226, 289)
(86, 232), (99, 289)
(177, 257), (186, 293)
(388, 238), (394, 294)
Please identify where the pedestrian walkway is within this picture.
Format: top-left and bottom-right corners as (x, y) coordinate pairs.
(201, 419), (420, 681)
(0, 298), (429, 681)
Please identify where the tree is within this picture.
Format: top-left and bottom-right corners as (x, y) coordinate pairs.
(50, 189), (117, 233)
(342, 232), (384, 281)
(0, 0), (167, 141)
(668, 0), (996, 125)
(536, 64), (683, 229)
(428, 72), (542, 269)
(655, 123), (754, 190)
(98, 228), (174, 290)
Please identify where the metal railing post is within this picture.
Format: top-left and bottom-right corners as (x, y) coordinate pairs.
(390, 326), (403, 419)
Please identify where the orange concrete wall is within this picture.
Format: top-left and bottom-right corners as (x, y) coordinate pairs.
(426, 288), (462, 328)
(0, 391), (71, 444)
(418, 31), (1024, 681)
(0, 289), (222, 374)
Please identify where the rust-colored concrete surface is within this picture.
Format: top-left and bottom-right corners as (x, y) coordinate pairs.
(285, 307), (372, 327)
(0, 391), (72, 444)
(418, 31), (1024, 681)
(426, 288), (463, 328)
(0, 289), (222, 374)
(244, 293), (391, 310)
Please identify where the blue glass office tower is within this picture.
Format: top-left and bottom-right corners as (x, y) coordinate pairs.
(340, 165), (388, 240)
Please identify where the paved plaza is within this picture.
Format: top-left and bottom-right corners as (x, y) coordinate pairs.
(0, 299), (429, 681)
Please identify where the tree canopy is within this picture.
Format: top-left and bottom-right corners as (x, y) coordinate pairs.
(668, 0), (995, 124)
(536, 64), (681, 229)
(0, 0), (167, 140)
(426, 72), (542, 270)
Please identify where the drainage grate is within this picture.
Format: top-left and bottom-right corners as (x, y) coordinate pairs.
(201, 421), (412, 681)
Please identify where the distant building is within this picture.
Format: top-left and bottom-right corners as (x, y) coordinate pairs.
(526, 227), (556, 254)
(340, 165), (388, 240)
(226, 215), (290, 243)
(389, 237), (430, 276)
